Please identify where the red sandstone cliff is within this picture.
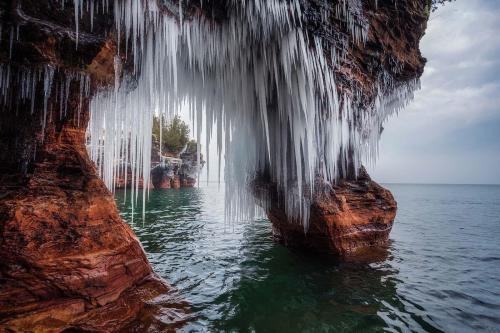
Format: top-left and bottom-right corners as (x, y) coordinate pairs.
(0, 2), (186, 331)
(254, 168), (397, 256)
(0, 118), (187, 331)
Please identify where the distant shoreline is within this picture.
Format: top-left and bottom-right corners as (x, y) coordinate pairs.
(381, 183), (500, 186)
(192, 181), (500, 187)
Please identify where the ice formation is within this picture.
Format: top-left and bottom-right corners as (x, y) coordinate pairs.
(1, 0), (420, 229)
(84, 0), (420, 229)
(0, 64), (90, 133)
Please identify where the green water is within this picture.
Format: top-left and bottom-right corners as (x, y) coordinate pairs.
(115, 184), (500, 332)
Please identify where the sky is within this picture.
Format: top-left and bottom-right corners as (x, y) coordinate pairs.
(367, 0), (500, 184)
(185, 0), (500, 185)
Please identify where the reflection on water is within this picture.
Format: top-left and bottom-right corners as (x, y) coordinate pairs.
(115, 184), (500, 332)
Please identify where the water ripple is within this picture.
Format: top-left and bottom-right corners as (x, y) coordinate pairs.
(115, 184), (500, 332)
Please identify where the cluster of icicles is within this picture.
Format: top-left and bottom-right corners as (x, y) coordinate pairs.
(79, 0), (417, 229)
(0, 64), (91, 136)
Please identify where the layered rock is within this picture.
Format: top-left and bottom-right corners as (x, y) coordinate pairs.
(151, 169), (194, 190)
(0, 117), (187, 331)
(253, 168), (396, 256)
(250, 0), (429, 255)
(180, 176), (197, 188)
(150, 142), (204, 190)
(115, 165), (153, 190)
(0, 1), (186, 331)
(151, 170), (182, 189)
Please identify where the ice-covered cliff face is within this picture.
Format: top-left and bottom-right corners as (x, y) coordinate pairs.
(86, 0), (429, 229)
(1, 0), (430, 230)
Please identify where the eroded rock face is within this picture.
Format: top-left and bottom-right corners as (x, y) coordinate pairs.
(115, 167), (153, 190)
(150, 143), (203, 190)
(0, 76), (187, 333)
(250, 0), (429, 256)
(151, 170), (197, 189)
(254, 168), (396, 256)
(0, 89), (188, 332)
(180, 176), (197, 188)
(0, 1), (186, 331)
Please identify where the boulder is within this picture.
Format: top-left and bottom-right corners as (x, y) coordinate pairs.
(253, 168), (397, 256)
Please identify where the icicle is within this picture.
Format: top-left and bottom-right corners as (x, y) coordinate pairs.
(9, 26), (14, 59)
(83, 0), (420, 230)
(41, 65), (55, 137)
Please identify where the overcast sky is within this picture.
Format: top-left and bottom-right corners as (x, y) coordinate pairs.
(187, 0), (500, 185)
(368, 0), (500, 184)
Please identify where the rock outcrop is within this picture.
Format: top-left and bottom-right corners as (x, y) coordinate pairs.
(150, 144), (203, 190)
(253, 168), (397, 256)
(0, 1), (186, 331)
(151, 172), (183, 189)
(251, 0), (429, 255)
(0, 120), (187, 331)
(114, 140), (202, 190)
(114, 165), (153, 190)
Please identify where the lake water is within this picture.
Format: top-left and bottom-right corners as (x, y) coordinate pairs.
(115, 184), (500, 332)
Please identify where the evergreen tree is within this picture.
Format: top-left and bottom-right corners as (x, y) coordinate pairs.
(152, 115), (190, 155)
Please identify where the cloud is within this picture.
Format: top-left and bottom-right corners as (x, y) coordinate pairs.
(369, 0), (500, 184)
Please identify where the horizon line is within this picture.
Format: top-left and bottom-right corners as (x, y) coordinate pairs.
(381, 182), (500, 186)
(196, 180), (500, 186)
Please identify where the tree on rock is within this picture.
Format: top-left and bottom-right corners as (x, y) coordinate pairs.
(153, 115), (190, 155)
